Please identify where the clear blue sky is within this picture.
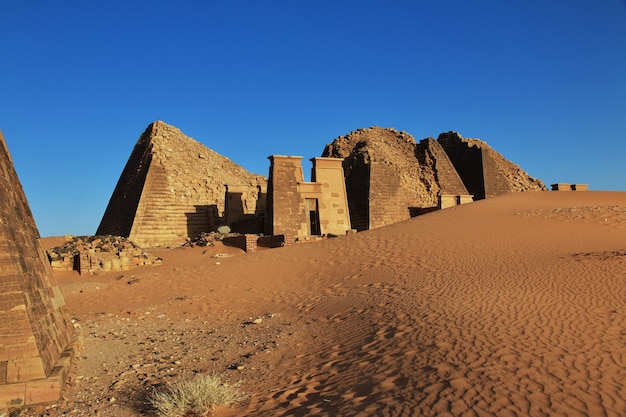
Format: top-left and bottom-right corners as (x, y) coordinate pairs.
(1, 1), (625, 237)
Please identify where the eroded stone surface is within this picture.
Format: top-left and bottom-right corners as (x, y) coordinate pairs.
(323, 127), (546, 230)
(46, 235), (161, 275)
(0, 130), (74, 410)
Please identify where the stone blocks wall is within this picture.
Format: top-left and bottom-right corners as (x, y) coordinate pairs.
(368, 162), (408, 229)
(267, 156), (351, 239)
(551, 183), (589, 191)
(225, 184), (267, 234)
(552, 183), (571, 191)
(439, 194), (475, 209)
(266, 155), (306, 238)
(0, 132), (74, 410)
(222, 234), (259, 253)
(481, 148), (512, 198)
(459, 195), (474, 204)
(308, 158), (351, 236)
(127, 162), (201, 247)
(439, 195), (458, 209)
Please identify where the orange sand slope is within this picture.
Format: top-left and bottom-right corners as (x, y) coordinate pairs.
(62, 191), (626, 416)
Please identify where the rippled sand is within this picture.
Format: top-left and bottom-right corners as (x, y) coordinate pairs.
(48, 191), (626, 417)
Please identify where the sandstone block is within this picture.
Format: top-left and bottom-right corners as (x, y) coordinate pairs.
(0, 382), (26, 409)
(24, 376), (63, 406)
(6, 356), (46, 383)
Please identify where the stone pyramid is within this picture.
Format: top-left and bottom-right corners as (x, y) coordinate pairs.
(323, 127), (546, 231)
(322, 127), (470, 230)
(97, 121), (267, 247)
(0, 131), (74, 410)
(437, 131), (547, 200)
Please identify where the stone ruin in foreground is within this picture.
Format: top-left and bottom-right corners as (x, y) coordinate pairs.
(47, 235), (162, 275)
(0, 131), (75, 411)
(97, 121), (547, 247)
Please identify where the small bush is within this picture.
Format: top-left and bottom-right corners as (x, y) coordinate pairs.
(149, 374), (242, 417)
(217, 225), (231, 235)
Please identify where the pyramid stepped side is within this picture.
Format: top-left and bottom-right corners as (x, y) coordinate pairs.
(483, 146), (547, 194)
(438, 131), (547, 199)
(98, 121), (267, 247)
(96, 132), (153, 237)
(482, 147), (517, 198)
(418, 138), (469, 196)
(0, 131), (74, 410)
(127, 160), (206, 247)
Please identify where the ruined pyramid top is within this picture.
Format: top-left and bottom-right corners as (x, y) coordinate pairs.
(323, 126), (418, 167)
(324, 126), (546, 194)
(144, 120), (266, 186)
(322, 126), (464, 210)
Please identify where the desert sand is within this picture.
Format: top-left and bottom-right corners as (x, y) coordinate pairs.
(27, 191), (626, 417)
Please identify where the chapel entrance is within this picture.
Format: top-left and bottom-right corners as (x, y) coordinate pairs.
(306, 198), (321, 236)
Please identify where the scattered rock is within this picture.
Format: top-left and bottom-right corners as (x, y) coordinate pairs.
(46, 235), (162, 275)
(183, 231), (242, 248)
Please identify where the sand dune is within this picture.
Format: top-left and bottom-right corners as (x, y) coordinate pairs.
(32, 191), (626, 417)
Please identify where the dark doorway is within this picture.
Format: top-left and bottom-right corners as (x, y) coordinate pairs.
(306, 198), (321, 236)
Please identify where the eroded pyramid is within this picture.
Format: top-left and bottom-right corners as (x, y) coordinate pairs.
(323, 127), (545, 230)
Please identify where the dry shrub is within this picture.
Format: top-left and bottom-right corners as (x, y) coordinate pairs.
(149, 374), (242, 417)
(216, 225), (231, 235)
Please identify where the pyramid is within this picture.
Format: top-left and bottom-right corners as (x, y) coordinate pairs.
(322, 127), (470, 230)
(437, 131), (547, 199)
(97, 121), (267, 247)
(0, 131), (74, 410)
(323, 127), (546, 231)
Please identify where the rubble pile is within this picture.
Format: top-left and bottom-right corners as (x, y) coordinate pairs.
(47, 235), (161, 275)
(182, 231), (243, 247)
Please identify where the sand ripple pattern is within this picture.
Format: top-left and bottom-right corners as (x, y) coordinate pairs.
(236, 196), (626, 416)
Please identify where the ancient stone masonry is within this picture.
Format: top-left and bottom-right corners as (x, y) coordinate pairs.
(323, 127), (546, 231)
(46, 235), (162, 275)
(439, 194), (474, 209)
(438, 131), (547, 199)
(0, 131), (74, 410)
(322, 127), (470, 230)
(551, 183), (589, 191)
(225, 184), (267, 234)
(100, 122), (547, 245)
(97, 121), (267, 248)
(265, 156), (351, 239)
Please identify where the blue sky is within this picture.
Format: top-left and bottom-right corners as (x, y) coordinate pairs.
(1, 1), (625, 237)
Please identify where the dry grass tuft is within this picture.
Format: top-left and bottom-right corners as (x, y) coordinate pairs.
(149, 374), (242, 417)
